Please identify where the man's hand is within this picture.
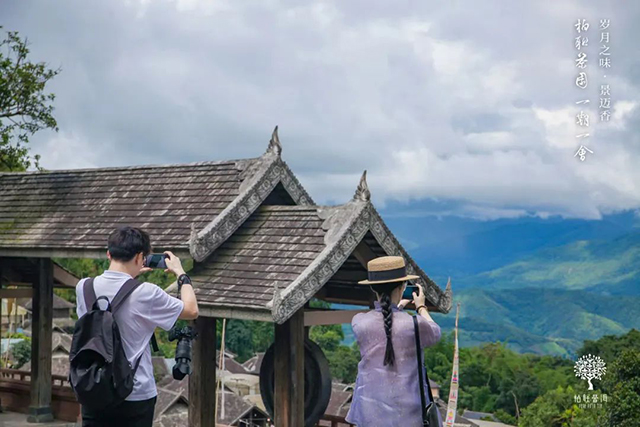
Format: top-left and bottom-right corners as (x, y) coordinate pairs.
(138, 266), (153, 275)
(164, 251), (186, 277)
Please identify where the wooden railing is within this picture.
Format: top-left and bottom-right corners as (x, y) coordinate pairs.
(0, 368), (79, 422)
(0, 368), (72, 388)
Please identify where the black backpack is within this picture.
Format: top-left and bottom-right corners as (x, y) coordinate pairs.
(69, 277), (149, 411)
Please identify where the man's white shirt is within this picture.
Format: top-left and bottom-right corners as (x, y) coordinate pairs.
(75, 270), (184, 401)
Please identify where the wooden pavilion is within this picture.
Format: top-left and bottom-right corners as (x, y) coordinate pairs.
(0, 127), (452, 426)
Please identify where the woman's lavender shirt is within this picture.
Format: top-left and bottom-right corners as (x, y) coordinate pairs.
(345, 301), (443, 427)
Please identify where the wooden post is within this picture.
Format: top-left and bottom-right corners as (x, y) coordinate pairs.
(28, 258), (54, 422)
(274, 308), (305, 427)
(189, 316), (217, 427)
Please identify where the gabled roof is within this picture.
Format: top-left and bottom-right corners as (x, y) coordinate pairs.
(0, 127), (313, 259)
(190, 171), (452, 324)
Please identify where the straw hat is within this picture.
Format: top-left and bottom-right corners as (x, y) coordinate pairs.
(358, 256), (420, 285)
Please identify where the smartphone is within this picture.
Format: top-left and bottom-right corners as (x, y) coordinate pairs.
(144, 253), (168, 269)
(402, 284), (418, 300)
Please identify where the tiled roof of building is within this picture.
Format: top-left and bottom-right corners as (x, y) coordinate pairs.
(190, 205), (326, 310)
(0, 159), (251, 251)
(242, 352), (265, 374)
(0, 128), (314, 259)
(153, 377), (269, 427)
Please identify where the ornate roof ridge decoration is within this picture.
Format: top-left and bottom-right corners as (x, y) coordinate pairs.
(268, 174), (452, 324)
(189, 127), (314, 262)
(352, 170), (371, 202)
(265, 125), (282, 157)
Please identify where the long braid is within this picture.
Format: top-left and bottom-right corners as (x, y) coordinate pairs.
(380, 291), (395, 366)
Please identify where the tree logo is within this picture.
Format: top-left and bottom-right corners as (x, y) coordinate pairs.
(574, 354), (606, 390)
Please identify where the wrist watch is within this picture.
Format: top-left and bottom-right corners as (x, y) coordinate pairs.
(177, 273), (192, 290)
(416, 304), (427, 313)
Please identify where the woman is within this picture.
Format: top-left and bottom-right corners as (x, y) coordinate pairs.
(345, 256), (444, 427)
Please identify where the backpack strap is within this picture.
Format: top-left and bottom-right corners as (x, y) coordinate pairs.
(83, 278), (97, 310)
(151, 333), (159, 353)
(111, 278), (144, 314)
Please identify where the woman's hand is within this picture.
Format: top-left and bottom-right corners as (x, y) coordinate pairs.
(397, 299), (412, 310)
(412, 283), (426, 307)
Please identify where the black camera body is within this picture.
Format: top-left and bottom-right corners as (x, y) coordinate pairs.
(169, 325), (197, 380)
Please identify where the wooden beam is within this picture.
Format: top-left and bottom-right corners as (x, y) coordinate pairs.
(196, 305), (273, 322)
(352, 240), (377, 269)
(0, 288), (33, 298)
(27, 258), (54, 422)
(304, 309), (369, 326)
(330, 269), (368, 282)
(189, 316), (217, 427)
(52, 264), (79, 288)
(274, 308), (304, 427)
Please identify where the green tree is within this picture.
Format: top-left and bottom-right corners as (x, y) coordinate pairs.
(325, 344), (360, 384)
(0, 28), (59, 171)
(602, 349), (640, 426)
(578, 329), (640, 363)
(10, 338), (31, 368)
(310, 324), (343, 352)
(519, 385), (605, 427)
(224, 319), (255, 363)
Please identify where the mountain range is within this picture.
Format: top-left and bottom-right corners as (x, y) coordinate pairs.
(339, 208), (640, 357)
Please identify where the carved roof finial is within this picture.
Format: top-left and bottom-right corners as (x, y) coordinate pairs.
(353, 170), (371, 202)
(189, 223), (198, 244)
(265, 125), (282, 157)
(444, 277), (453, 310)
(271, 281), (283, 318)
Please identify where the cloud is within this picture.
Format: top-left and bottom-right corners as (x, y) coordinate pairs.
(1, 0), (638, 220)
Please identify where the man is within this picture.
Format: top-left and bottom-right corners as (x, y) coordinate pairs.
(75, 226), (198, 426)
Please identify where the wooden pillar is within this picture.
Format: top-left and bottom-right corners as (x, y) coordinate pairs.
(274, 308), (305, 427)
(189, 316), (217, 427)
(28, 258), (54, 422)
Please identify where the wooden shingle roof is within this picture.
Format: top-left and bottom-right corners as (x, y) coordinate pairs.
(191, 205), (327, 314)
(191, 172), (452, 323)
(0, 160), (243, 252)
(0, 127), (314, 258)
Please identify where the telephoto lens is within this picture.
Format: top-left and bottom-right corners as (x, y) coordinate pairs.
(169, 326), (197, 380)
(173, 336), (192, 380)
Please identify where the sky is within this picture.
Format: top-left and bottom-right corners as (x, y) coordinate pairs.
(2, 0), (639, 221)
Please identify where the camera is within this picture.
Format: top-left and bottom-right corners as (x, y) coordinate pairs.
(168, 325), (197, 380)
(144, 253), (168, 269)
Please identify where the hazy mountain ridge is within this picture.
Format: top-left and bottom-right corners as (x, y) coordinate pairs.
(339, 211), (640, 357)
(430, 287), (640, 357)
(453, 231), (640, 295)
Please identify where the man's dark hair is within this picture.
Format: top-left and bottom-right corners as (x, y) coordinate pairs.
(107, 226), (151, 262)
